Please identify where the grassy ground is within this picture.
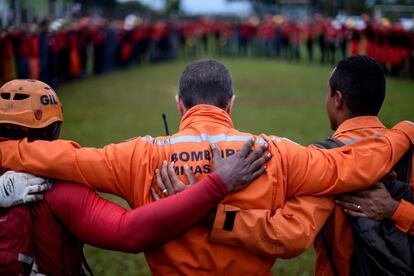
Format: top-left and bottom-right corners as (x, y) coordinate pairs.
(56, 57), (414, 275)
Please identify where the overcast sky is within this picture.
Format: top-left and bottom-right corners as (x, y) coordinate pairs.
(131, 0), (252, 16)
(181, 0), (251, 15)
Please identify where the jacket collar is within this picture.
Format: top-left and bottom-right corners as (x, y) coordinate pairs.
(334, 116), (386, 136)
(179, 104), (234, 131)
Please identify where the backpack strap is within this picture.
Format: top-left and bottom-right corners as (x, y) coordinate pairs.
(314, 137), (346, 149)
(48, 206), (94, 276)
(315, 138), (413, 275)
(313, 137), (345, 276)
(18, 253), (34, 276)
(81, 248), (94, 276)
(393, 147), (413, 184)
(320, 227), (339, 276)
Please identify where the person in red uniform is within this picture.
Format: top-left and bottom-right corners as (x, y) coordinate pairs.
(11, 27), (30, 79)
(68, 26), (81, 78)
(326, 22), (338, 64)
(48, 23), (65, 85)
(238, 20), (250, 56)
(149, 21), (168, 62)
(291, 22), (302, 61)
(90, 20), (106, 75)
(349, 26), (361, 56)
(304, 19), (315, 62)
(132, 21), (146, 64)
(27, 26), (40, 80)
(0, 79), (270, 275)
(0, 29), (15, 84)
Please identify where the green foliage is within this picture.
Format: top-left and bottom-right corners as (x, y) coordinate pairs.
(111, 1), (151, 18)
(313, 0), (369, 16)
(166, 0), (181, 13)
(251, 0), (277, 4)
(248, 0), (370, 15)
(78, 0), (116, 8)
(56, 58), (414, 275)
(373, 0), (414, 5)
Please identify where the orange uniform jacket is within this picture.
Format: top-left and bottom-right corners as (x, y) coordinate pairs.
(207, 116), (414, 276)
(312, 116), (414, 276)
(0, 105), (413, 275)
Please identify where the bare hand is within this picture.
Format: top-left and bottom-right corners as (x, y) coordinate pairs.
(153, 160), (197, 200)
(151, 138), (271, 200)
(211, 138), (271, 192)
(335, 182), (399, 220)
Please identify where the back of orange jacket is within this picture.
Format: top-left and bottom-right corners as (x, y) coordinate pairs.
(0, 105), (413, 275)
(202, 116), (414, 276)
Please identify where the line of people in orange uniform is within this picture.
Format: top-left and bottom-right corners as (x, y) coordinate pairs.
(1, 14), (414, 87)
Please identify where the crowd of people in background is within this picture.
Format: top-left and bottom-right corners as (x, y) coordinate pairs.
(1, 13), (414, 86)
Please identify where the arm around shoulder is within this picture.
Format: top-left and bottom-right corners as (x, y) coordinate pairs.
(0, 137), (153, 200)
(209, 195), (334, 258)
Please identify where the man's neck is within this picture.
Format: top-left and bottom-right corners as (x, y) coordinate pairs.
(335, 112), (356, 129)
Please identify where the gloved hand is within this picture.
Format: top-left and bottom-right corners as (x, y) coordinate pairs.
(0, 171), (52, 208)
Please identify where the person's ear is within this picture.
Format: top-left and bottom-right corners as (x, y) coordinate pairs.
(225, 95), (236, 114)
(334, 90), (344, 110)
(175, 95), (187, 116)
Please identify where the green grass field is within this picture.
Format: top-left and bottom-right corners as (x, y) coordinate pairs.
(56, 57), (414, 275)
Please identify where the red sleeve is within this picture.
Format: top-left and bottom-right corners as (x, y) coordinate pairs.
(45, 173), (227, 253)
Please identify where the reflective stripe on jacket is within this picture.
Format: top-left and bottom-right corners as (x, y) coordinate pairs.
(0, 106), (413, 275)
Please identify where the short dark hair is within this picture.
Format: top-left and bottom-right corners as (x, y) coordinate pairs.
(179, 59), (233, 109)
(329, 55), (385, 116)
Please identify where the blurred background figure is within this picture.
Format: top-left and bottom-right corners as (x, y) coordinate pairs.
(1, 0), (413, 85)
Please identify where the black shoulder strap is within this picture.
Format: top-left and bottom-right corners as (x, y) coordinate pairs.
(313, 137), (345, 276)
(393, 147), (413, 184)
(319, 228), (339, 276)
(48, 207), (94, 276)
(81, 248), (94, 276)
(314, 137), (346, 149)
(315, 139), (413, 275)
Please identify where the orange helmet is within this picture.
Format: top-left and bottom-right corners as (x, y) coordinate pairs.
(0, 79), (63, 128)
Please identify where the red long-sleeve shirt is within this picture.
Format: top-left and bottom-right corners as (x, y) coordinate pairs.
(31, 173), (226, 275)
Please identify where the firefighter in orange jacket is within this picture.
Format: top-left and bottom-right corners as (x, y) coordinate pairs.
(0, 59), (413, 275)
(206, 56), (414, 275)
(326, 56), (414, 276)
